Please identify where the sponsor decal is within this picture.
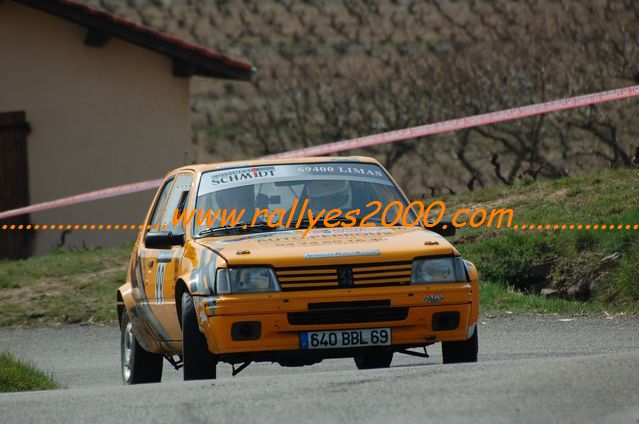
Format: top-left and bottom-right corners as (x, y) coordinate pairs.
(204, 226), (411, 249)
(424, 294), (445, 303)
(271, 237), (387, 248)
(198, 163), (394, 196)
(304, 249), (381, 259)
(296, 164), (385, 178)
(211, 166), (276, 186)
(337, 166), (384, 177)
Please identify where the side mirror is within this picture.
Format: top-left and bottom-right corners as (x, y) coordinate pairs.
(144, 230), (185, 249)
(427, 220), (456, 237)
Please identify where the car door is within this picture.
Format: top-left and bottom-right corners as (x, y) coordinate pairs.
(137, 177), (173, 301)
(140, 173), (194, 342)
(131, 177), (175, 346)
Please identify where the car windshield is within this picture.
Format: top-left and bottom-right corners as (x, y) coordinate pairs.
(194, 162), (416, 235)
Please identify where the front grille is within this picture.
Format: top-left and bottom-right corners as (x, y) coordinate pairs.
(288, 307), (409, 325)
(276, 261), (412, 291)
(308, 300), (390, 310)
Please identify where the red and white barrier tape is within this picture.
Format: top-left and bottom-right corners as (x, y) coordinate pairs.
(0, 179), (162, 220)
(1, 85), (637, 221)
(264, 85), (639, 158)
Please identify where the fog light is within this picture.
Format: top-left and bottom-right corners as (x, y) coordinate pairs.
(231, 321), (261, 341)
(432, 312), (460, 331)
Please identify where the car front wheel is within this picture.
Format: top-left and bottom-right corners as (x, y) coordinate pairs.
(120, 310), (163, 384)
(181, 293), (217, 380)
(442, 327), (478, 364)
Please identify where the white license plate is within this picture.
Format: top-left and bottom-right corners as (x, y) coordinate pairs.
(300, 328), (391, 349)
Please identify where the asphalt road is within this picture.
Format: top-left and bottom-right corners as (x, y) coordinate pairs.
(1, 315), (638, 424)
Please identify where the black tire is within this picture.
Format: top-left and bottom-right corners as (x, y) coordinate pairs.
(354, 350), (394, 370)
(120, 310), (163, 384)
(442, 327), (478, 364)
(181, 293), (217, 380)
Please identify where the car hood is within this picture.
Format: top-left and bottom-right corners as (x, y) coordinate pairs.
(195, 226), (457, 267)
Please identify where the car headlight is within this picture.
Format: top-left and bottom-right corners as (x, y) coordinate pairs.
(411, 257), (467, 284)
(215, 267), (280, 294)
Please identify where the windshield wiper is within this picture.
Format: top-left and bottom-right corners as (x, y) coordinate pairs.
(197, 221), (276, 237)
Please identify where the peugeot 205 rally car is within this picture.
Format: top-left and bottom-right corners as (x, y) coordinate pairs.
(117, 156), (479, 384)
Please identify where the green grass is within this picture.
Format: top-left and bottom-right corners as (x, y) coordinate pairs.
(0, 245), (131, 326)
(0, 352), (59, 392)
(445, 168), (639, 308)
(480, 282), (639, 316)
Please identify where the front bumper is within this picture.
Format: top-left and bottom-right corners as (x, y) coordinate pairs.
(199, 283), (478, 356)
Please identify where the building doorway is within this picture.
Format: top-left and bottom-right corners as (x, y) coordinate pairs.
(0, 111), (32, 259)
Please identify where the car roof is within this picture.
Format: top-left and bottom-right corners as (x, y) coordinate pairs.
(172, 156), (383, 174)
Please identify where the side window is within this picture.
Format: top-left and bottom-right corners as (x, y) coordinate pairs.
(160, 174), (193, 233)
(148, 178), (175, 230)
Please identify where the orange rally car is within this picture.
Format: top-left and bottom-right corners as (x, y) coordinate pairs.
(117, 156), (479, 384)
